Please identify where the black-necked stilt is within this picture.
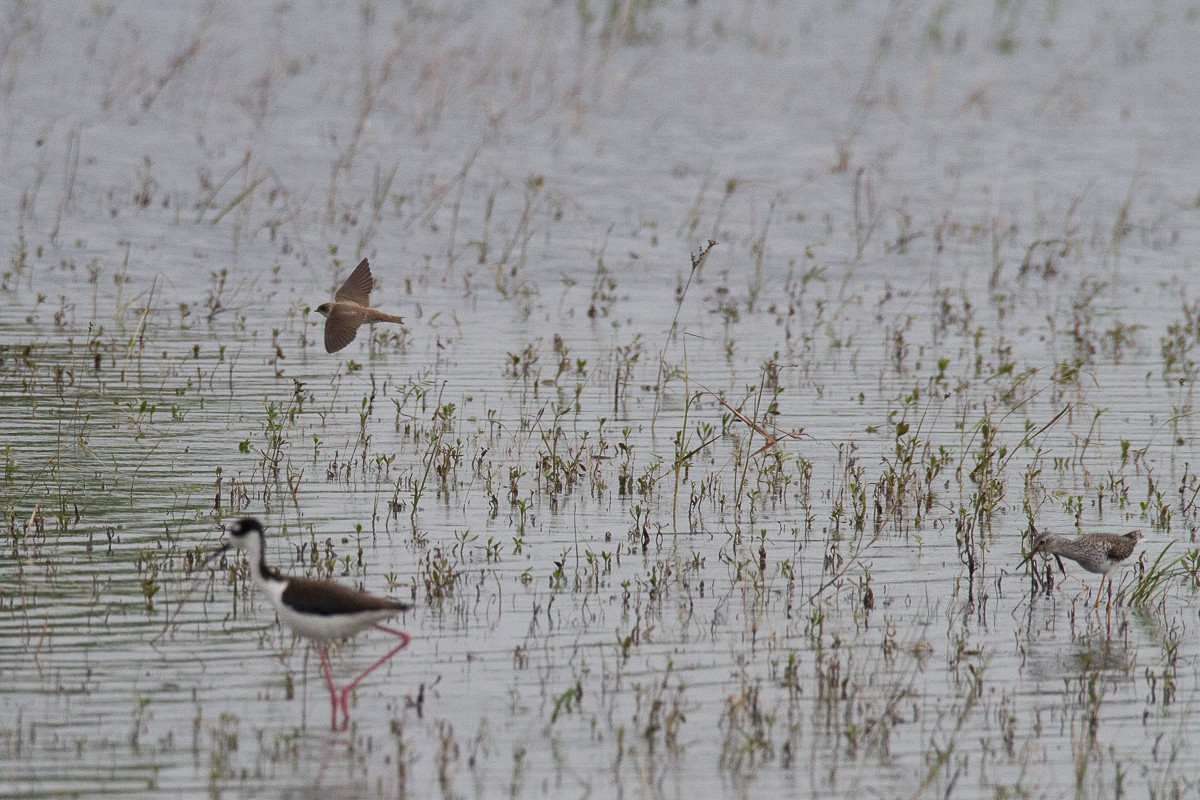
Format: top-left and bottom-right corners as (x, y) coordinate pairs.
(1020, 527), (1142, 608)
(207, 516), (412, 729)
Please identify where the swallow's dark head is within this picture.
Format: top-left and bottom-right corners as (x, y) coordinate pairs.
(316, 303), (333, 318)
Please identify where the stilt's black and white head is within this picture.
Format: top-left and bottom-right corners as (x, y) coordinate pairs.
(225, 516), (265, 546)
(205, 517), (268, 569)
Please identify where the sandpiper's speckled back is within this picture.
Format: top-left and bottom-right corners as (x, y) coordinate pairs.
(1032, 530), (1142, 575)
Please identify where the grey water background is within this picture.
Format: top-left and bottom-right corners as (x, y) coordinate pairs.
(2, 1), (1200, 797)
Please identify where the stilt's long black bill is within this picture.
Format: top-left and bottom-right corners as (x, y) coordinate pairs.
(203, 541), (231, 567)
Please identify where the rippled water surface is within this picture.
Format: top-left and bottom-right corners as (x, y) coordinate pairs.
(3, 2), (1200, 798)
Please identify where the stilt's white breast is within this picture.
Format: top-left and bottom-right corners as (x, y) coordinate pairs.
(268, 577), (395, 641)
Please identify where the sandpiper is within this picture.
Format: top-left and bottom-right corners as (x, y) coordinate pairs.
(1019, 527), (1142, 608)
(316, 257), (405, 353)
(207, 516), (412, 729)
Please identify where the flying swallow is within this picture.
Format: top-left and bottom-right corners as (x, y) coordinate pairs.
(315, 258), (404, 353)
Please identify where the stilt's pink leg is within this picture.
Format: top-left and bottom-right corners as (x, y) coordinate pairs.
(317, 646), (340, 730)
(336, 625), (412, 721)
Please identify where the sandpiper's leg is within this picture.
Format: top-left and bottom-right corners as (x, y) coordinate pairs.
(336, 625), (413, 719)
(1093, 575), (1105, 609)
(317, 645), (340, 730)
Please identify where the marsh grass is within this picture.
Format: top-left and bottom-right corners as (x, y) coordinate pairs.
(1122, 542), (1200, 607)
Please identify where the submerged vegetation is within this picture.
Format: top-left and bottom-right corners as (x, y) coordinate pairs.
(2, 1), (1200, 799)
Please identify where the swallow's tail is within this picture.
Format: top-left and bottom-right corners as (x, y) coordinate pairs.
(365, 310), (405, 325)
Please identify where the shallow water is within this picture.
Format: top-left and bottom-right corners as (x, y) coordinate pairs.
(2, 1), (1200, 798)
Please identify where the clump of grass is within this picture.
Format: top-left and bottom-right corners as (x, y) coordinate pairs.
(1121, 542), (1200, 606)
